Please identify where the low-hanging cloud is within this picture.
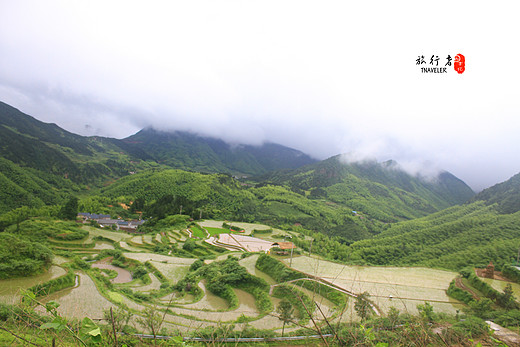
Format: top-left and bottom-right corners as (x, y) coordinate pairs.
(0, 0), (519, 191)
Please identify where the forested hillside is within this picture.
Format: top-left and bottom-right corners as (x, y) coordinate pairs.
(348, 202), (520, 270)
(290, 171), (520, 270)
(0, 157), (79, 211)
(101, 169), (374, 241)
(122, 128), (316, 175)
(471, 172), (520, 213)
(0, 101), (160, 184)
(0, 101), (315, 188)
(256, 155), (475, 222)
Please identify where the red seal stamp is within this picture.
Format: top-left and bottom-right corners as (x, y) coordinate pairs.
(454, 54), (465, 74)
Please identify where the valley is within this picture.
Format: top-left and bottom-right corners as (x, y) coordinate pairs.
(2, 101), (520, 345)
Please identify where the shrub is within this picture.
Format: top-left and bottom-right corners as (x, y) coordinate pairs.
(255, 254), (304, 283)
(447, 279), (474, 304)
(449, 316), (488, 338)
(132, 266), (147, 279)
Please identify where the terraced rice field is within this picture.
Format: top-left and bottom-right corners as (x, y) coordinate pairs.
(123, 252), (196, 265)
(119, 241), (143, 252)
(39, 272), (116, 319)
(130, 235), (144, 245)
(149, 262), (190, 284)
(135, 273), (162, 291)
(91, 261), (132, 283)
(239, 254), (276, 285)
(143, 234), (154, 245)
(199, 220), (272, 235)
(482, 278), (520, 298)
(0, 220), (474, 337)
(82, 226), (128, 242)
(0, 266), (67, 304)
(204, 226), (231, 236)
(93, 241), (115, 250)
(283, 255), (464, 315)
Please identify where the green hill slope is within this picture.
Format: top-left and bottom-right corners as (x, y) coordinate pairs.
(343, 171), (520, 270)
(0, 157), (78, 211)
(0, 101), (159, 184)
(122, 128), (316, 175)
(256, 156), (475, 222)
(471, 172), (520, 214)
(101, 169), (374, 241)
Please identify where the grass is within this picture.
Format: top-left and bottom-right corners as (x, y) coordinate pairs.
(205, 227), (233, 236)
(189, 224), (207, 238)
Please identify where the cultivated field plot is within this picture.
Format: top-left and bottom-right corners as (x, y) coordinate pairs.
(82, 226), (129, 243)
(0, 266), (67, 304)
(119, 241), (144, 252)
(123, 252), (197, 265)
(200, 220), (273, 235)
(39, 272), (116, 319)
(93, 241), (115, 250)
(91, 261), (132, 283)
(142, 234), (154, 245)
(239, 254), (276, 285)
(482, 278), (520, 298)
(4, 221), (472, 338)
(218, 233), (274, 252)
(134, 273), (162, 292)
(204, 226), (231, 236)
(149, 262), (190, 283)
(130, 235), (144, 245)
(284, 256), (463, 315)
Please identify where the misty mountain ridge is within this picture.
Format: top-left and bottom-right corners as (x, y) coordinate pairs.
(255, 154), (475, 222)
(122, 127), (317, 176)
(0, 101), (316, 179)
(0, 99), (481, 222)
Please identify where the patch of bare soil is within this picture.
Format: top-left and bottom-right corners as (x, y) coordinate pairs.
(475, 268), (510, 281)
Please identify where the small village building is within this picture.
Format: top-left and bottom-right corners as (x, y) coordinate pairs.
(271, 241), (296, 255)
(77, 213), (145, 231)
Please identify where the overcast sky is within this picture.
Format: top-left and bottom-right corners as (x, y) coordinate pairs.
(1, 1), (519, 191)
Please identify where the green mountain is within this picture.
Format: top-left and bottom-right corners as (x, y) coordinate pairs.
(336, 171), (520, 270)
(0, 101), (157, 184)
(0, 101), (315, 183)
(100, 161), (474, 243)
(122, 128), (316, 176)
(255, 155), (475, 222)
(471, 172), (520, 214)
(0, 100), (315, 215)
(0, 99), (480, 246)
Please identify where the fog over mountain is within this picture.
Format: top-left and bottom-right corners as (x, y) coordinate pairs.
(1, 1), (519, 191)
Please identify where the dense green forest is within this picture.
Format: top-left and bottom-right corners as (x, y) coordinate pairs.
(471, 172), (520, 214)
(123, 128), (316, 175)
(256, 155), (474, 222)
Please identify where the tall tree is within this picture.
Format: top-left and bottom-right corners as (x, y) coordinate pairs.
(501, 283), (516, 310)
(277, 299), (294, 337)
(354, 291), (373, 321)
(60, 196), (78, 220)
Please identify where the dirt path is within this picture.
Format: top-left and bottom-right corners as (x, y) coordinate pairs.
(455, 277), (479, 300)
(475, 268), (510, 281)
